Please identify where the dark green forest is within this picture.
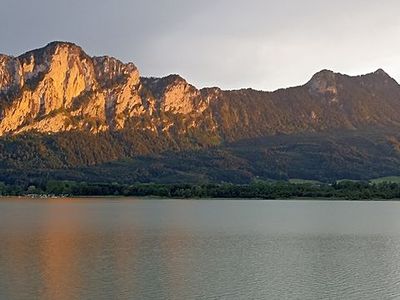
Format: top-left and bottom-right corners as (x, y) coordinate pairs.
(1, 127), (400, 185)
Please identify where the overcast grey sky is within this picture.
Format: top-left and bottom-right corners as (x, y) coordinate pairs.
(1, 0), (399, 90)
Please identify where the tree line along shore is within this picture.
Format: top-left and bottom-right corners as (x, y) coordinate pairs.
(1, 180), (400, 200)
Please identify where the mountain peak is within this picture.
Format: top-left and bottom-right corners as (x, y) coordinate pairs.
(18, 41), (87, 63)
(309, 69), (336, 82)
(45, 41), (81, 49)
(361, 68), (397, 86)
(307, 69), (338, 96)
(313, 69), (335, 76)
(141, 74), (189, 98)
(374, 68), (388, 75)
(371, 68), (393, 80)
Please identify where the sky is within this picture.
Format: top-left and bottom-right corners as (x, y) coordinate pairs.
(1, 0), (400, 91)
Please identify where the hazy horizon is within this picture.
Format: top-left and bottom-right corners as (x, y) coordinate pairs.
(1, 0), (399, 90)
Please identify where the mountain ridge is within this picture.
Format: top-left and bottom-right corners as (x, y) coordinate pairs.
(1, 42), (400, 183)
(1, 41), (399, 138)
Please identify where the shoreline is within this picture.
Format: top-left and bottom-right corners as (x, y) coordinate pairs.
(1, 195), (400, 201)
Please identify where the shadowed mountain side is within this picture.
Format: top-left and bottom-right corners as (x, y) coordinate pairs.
(1, 127), (400, 184)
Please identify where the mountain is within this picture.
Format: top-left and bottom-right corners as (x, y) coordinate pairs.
(1, 41), (400, 183)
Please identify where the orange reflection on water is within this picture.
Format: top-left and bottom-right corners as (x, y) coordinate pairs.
(37, 202), (84, 300)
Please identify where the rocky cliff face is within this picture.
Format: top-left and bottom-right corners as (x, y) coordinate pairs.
(1, 42), (400, 146)
(0, 42), (212, 137)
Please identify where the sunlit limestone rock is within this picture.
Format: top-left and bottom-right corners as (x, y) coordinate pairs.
(142, 75), (207, 115)
(0, 42), (97, 133)
(0, 42), (216, 136)
(0, 55), (22, 95)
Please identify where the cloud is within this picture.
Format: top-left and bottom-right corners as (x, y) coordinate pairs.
(1, 0), (399, 90)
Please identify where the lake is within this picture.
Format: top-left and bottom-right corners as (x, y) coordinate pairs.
(1, 198), (400, 299)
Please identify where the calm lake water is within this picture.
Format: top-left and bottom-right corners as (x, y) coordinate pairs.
(2, 198), (400, 299)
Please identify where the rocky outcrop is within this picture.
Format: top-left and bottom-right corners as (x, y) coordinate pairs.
(0, 42), (220, 136)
